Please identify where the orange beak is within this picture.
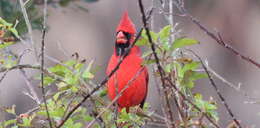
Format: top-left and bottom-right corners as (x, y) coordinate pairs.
(116, 31), (128, 44)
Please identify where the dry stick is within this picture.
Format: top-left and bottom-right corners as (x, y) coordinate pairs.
(86, 67), (146, 128)
(164, 77), (220, 128)
(41, 25), (53, 128)
(18, 0), (38, 60)
(0, 70), (9, 83)
(152, 66), (173, 125)
(17, 49), (40, 104)
(19, 70), (41, 104)
(173, 1), (260, 69)
(56, 28), (143, 128)
(187, 50), (242, 128)
(168, 0), (186, 123)
(0, 64), (39, 73)
(138, 0), (175, 127)
(205, 63), (258, 101)
(0, 64), (67, 86)
(40, 0), (52, 127)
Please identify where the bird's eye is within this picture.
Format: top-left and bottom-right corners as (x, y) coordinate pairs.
(123, 32), (131, 40)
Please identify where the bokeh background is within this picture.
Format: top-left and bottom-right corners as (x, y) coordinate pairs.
(1, 0), (260, 127)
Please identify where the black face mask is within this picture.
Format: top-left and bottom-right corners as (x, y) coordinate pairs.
(115, 31), (131, 56)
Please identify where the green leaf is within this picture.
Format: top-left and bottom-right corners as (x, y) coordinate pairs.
(64, 60), (77, 67)
(0, 17), (12, 27)
(165, 63), (173, 73)
(43, 76), (55, 86)
(48, 64), (69, 77)
(141, 29), (158, 42)
(82, 71), (94, 79)
(19, 117), (32, 127)
(0, 42), (14, 49)
(50, 107), (65, 117)
(99, 89), (107, 97)
(5, 105), (16, 115)
(8, 28), (19, 37)
(82, 60), (95, 79)
(53, 91), (62, 101)
(136, 38), (148, 46)
(74, 123), (83, 128)
(4, 119), (16, 127)
(194, 93), (219, 121)
(171, 38), (199, 50)
(191, 72), (207, 81)
(64, 73), (79, 85)
(84, 115), (94, 121)
(142, 59), (156, 65)
(179, 61), (200, 78)
(159, 25), (171, 43)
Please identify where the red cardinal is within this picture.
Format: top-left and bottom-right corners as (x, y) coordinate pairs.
(106, 12), (149, 112)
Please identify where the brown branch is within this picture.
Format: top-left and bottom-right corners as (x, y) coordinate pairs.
(19, 69), (41, 104)
(0, 70), (9, 83)
(0, 64), (40, 73)
(40, 0), (53, 127)
(173, 0), (260, 69)
(187, 49), (242, 128)
(138, 0), (175, 127)
(165, 77), (220, 128)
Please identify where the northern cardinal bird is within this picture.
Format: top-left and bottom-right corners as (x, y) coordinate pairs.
(106, 12), (149, 112)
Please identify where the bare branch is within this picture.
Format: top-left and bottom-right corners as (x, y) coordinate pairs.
(173, 0), (260, 69)
(40, 0), (53, 127)
(138, 0), (175, 127)
(205, 61), (258, 101)
(19, 69), (41, 104)
(0, 70), (9, 83)
(18, 0), (38, 60)
(187, 49), (242, 128)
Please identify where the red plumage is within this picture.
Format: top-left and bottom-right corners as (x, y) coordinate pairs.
(106, 11), (149, 112)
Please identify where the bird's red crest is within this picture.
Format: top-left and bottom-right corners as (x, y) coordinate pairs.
(116, 11), (136, 34)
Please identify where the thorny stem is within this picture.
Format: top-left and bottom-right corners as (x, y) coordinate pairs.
(174, 0), (260, 69)
(41, 0), (53, 127)
(138, 0), (175, 127)
(18, 0), (38, 61)
(165, 78), (220, 128)
(187, 50), (242, 128)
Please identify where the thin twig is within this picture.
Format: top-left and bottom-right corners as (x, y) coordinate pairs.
(18, 0), (38, 60)
(19, 69), (41, 104)
(187, 49), (242, 128)
(205, 61), (258, 101)
(138, 0), (175, 127)
(152, 66), (173, 125)
(41, 0), (52, 127)
(173, 0), (260, 69)
(165, 77), (220, 128)
(0, 64), (39, 73)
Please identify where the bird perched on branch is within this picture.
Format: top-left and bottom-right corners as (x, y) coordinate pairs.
(106, 11), (149, 112)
